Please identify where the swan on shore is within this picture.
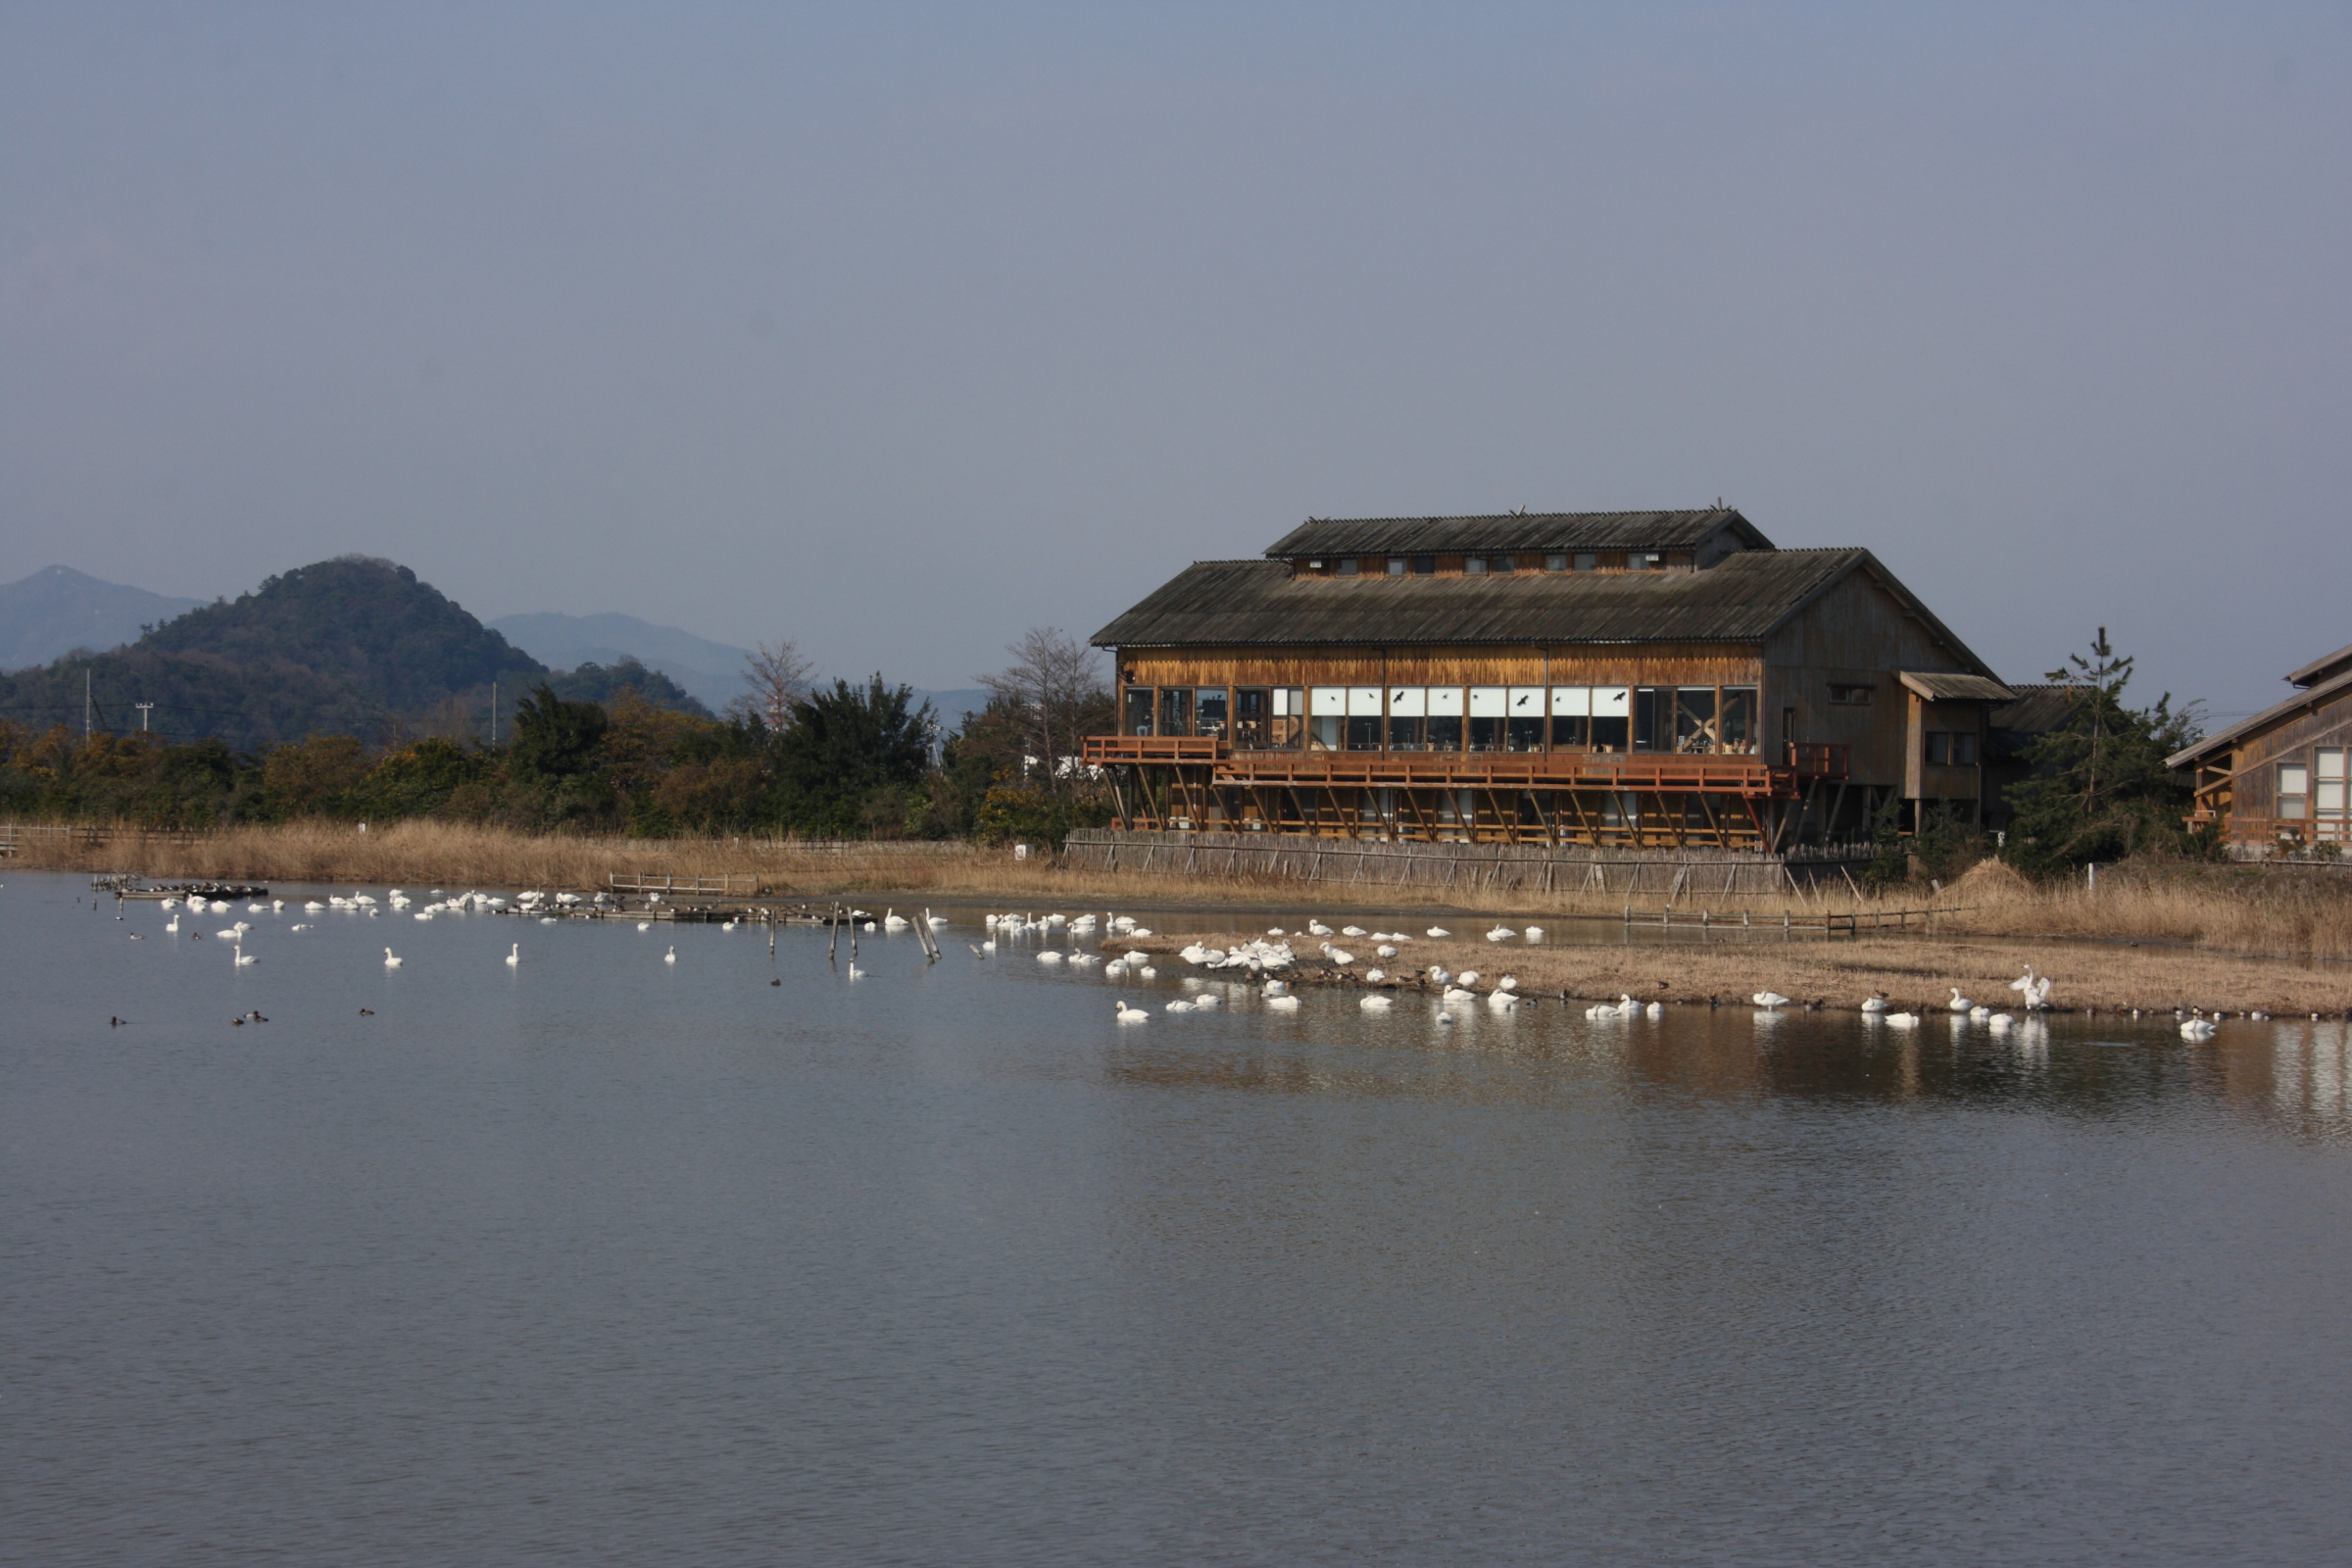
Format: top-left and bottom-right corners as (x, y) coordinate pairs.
(1426, 927), (1450, 938)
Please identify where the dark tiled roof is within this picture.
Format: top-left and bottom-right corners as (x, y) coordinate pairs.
(1092, 549), (1993, 671)
(1262, 509), (1773, 560)
(2286, 640), (2352, 690)
(1989, 683), (2078, 737)
(2168, 664), (2352, 768)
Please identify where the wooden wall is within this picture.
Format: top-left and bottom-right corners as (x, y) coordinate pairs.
(2215, 686), (2352, 827)
(1762, 570), (1984, 791)
(1119, 644), (1765, 688)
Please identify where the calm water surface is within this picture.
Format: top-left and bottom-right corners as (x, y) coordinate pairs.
(6, 872), (2350, 1566)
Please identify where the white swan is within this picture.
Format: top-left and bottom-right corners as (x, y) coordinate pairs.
(1306, 920), (1334, 936)
(1037, 951), (1064, 964)
(1364, 968), (1386, 983)
(1457, 969), (1480, 987)
(1524, 925), (1545, 942)
(637, 921), (651, 932)
(1360, 994), (1394, 1010)
(1265, 995), (1300, 1011)
(1487, 990), (1518, 1010)
(663, 946), (676, 965)
(1969, 1004), (1990, 1022)
(1487, 926), (1517, 943)
(1885, 1010), (1920, 1027)
(383, 948), (403, 967)
(233, 944), (257, 966)
(2180, 1017), (2216, 1040)
(1496, 976), (1518, 991)
(1376, 945), (1399, 959)
(1116, 1001), (1151, 1023)
(1645, 1001), (1664, 1018)
(1861, 995), (1888, 1013)
(1262, 980), (1289, 996)
(506, 943), (519, 967)
(1988, 1013), (2015, 1032)
(1138, 966), (1157, 980)
(1165, 1000), (1195, 1012)
(165, 915), (179, 933)
(1443, 986), (1478, 1004)
(1426, 927), (1450, 938)
(1948, 988), (1974, 1012)
(1752, 991), (1790, 1008)
(1324, 947), (1354, 966)
(1341, 925), (1367, 938)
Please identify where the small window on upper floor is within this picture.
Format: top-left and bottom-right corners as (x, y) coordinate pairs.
(1463, 557), (1488, 575)
(1412, 555), (1435, 575)
(1574, 552), (1597, 571)
(1387, 558), (1407, 576)
(1489, 555), (1514, 574)
(1641, 552), (1665, 570)
(1828, 682), (1874, 706)
(1544, 553), (1568, 571)
(1337, 558), (1360, 576)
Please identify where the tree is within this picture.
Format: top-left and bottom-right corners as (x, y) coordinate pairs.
(731, 640), (815, 731)
(509, 684), (611, 781)
(770, 675), (935, 837)
(2002, 627), (2203, 875)
(974, 627), (1112, 799)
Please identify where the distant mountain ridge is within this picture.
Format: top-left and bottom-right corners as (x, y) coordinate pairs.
(0, 565), (204, 670)
(490, 612), (748, 711)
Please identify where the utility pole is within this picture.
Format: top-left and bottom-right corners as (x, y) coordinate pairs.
(490, 677), (498, 746)
(83, 668), (92, 741)
(134, 702), (154, 732)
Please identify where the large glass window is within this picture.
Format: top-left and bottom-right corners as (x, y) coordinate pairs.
(1427, 686), (1464, 752)
(1195, 687), (1228, 739)
(1674, 687), (1717, 753)
(2278, 762), (2309, 819)
(1507, 687), (1545, 752)
(1271, 686), (1304, 749)
(1337, 559), (1360, 577)
(1720, 687), (1757, 755)
(1591, 686), (1630, 752)
(1233, 687), (1270, 749)
(1634, 687), (1672, 752)
(1123, 687), (1154, 736)
(1346, 687), (1383, 751)
(1387, 686), (1426, 751)
(1308, 687), (1345, 750)
(2319, 750), (2347, 825)
(1550, 686), (1591, 749)
(1469, 686), (1506, 752)
(1158, 687), (1192, 738)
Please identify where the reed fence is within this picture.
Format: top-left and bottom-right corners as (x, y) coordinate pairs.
(1060, 829), (1876, 901)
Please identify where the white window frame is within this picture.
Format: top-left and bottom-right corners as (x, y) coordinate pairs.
(1468, 686), (1506, 718)
(1309, 687), (1347, 717)
(1550, 686), (1591, 716)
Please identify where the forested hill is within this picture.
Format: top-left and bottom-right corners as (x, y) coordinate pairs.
(0, 557), (550, 750)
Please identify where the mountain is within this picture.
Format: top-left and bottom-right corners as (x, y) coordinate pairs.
(0, 565), (204, 671)
(489, 612), (748, 711)
(0, 556), (545, 750)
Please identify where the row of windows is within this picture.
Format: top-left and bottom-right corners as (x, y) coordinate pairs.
(2278, 749), (2350, 821)
(1123, 684), (1761, 755)
(1310, 551), (1671, 577)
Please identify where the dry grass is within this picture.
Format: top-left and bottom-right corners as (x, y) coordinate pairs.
(13, 822), (2352, 970)
(1116, 928), (2350, 1017)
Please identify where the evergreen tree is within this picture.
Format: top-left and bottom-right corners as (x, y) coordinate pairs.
(2002, 628), (2202, 875)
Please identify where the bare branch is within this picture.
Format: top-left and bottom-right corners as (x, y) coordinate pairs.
(728, 639), (816, 730)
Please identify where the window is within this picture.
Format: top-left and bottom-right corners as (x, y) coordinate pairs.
(1468, 686), (1506, 752)
(1720, 687), (1758, 755)
(1544, 553), (1568, 571)
(1195, 687), (1228, 739)
(1270, 686), (1304, 748)
(1489, 555), (1515, 574)
(1337, 558), (1360, 577)
(2320, 750), (2348, 836)
(1550, 686), (1591, 749)
(1782, 706), (1797, 744)
(1634, 687), (1672, 752)
(1123, 687), (1154, 736)
(1427, 685), (1464, 751)
(1574, 552), (1597, 571)
(1507, 686), (1544, 752)
(2278, 762), (2309, 819)
(1829, 682), (1874, 706)
(1926, 731), (1951, 765)
(1158, 687), (1192, 737)
(1674, 687), (1717, 753)
(1464, 557), (1488, 576)
(1233, 687), (1270, 749)
(1591, 686), (1631, 752)
(1387, 686), (1425, 750)
(1346, 686), (1383, 751)
(1412, 555), (1435, 575)
(1308, 686), (1346, 750)
(1387, 558), (1407, 576)
(1641, 552), (1665, 570)
(1953, 732), (1979, 766)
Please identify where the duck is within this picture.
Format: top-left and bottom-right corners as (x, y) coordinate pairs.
(383, 948), (403, 967)
(1115, 1001), (1151, 1023)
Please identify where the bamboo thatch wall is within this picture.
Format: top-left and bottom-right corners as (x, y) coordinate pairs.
(1060, 828), (1873, 899)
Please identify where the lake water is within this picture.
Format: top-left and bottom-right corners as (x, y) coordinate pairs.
(6, 871), (2351, 1566)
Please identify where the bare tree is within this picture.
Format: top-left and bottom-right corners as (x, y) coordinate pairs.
(730, 639), (816, 730)
(977, 627), (1110, 796)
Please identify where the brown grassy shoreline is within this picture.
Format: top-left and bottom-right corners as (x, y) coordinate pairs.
(1112, 928), (2350, 1018)
(10, 820), (2351, 993)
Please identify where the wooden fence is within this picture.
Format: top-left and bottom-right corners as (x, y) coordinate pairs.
(0, 822), (210, 858)
(1060, 828), (1876, 900)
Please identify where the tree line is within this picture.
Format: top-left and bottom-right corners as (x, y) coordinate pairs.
(0, 629), (1118, 846)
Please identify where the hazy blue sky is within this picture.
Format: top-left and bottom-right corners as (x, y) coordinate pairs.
(3, 4), (2345, 716)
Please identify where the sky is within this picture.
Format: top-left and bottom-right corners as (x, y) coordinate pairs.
(2, 3), (2346, 719)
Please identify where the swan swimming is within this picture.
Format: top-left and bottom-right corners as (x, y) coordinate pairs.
(1115, 1001), (1151, 1023)
(1752, 991), (1790, 1009)
(1948, 988), (1974, 1012)
(383, 948), (403, 967)
(663, 946), (676, 965)
(1360, 994), (1394, 1010)
(506, 943), (519, 967)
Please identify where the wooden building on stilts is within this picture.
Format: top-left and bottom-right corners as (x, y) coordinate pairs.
(1084, 510), (2011, 851)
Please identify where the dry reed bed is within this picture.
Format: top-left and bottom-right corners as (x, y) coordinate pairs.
(1116, 930), (2351, 1017)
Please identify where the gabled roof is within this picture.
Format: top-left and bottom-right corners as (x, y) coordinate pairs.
(1989, 682), (2077, 738)
(1093, 547), (1998, 677)
(1262, 509), (1773, 561)
(2168, 663), (2352, 769)
(2287, 640), (2352, 690)
(1899, 671), (2016, 704)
